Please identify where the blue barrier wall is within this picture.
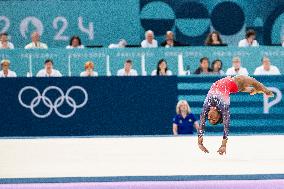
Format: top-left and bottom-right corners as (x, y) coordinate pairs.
(1, 47), (284, 77)
(0, 77), (178, 137)
(1, 0), (284, 47)
(0, 76), (283, 137)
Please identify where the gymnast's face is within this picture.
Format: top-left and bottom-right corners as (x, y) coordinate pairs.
(208, 107), (220, 125)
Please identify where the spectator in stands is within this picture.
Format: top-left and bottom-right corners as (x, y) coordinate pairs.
(0, 33), (14, 49)
(117, 59), (138, 76)
(80, 61), (98, 77)
(0, 59), (17, 77)
(160, 31), (181, 47)
(205, 31), (223, 46)
(226, 57), (248, 75)
(254, 57), (281, 75)
(211, 59), (225, 75)
(36, 59), (62, 77)
(66, 36), (84, 49)
(141, 30), (158, 48)
(25, 32), (48, 49)
(238, 29), (259, 47)
(194, 57), (212, 75)
(108, 39), (127, 48)
(173, 100), (199, 135)
(151, 59), (173, 76)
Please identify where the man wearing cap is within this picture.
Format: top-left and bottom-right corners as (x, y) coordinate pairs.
(0, 59), (17, 77)
(36, 59), (62, 77)
(226, 56), (249, 76)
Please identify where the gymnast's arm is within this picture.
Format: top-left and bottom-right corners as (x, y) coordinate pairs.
(217, 102), (230, 155)
(198, 98), (210, 138)
(197, 98), (210, 153)
(234, 75), (273, 96)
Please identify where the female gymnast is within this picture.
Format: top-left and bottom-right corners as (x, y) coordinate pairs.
(197, 75), (273, 155)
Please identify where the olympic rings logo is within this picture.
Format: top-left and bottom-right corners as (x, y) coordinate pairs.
(18, 86), (88, 118)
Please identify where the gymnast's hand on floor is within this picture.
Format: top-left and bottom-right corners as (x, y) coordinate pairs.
(198, 136), (209, 153)
(217, 139), (228, 155)
(217, 145), (226, 155)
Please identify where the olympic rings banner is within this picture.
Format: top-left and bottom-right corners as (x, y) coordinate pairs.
(0, 0), (284, 47)
(0, 77), (178, 137)
(18, 86), (88, 119)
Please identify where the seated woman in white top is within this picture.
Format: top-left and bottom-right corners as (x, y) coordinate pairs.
(151, 59), (173, 76)
(36, 59), (62, 77)
(0, 59), (17, 77)
(80, 61), (98, 77)
(66, 36), (84, 49)
(141, 30), (158, 48)
(25, 32), (48, 49)
(117, 59), (138, 76)
(238, 29), (259, 47)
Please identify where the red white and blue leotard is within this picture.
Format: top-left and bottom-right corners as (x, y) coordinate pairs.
(198, 76), (239, 139)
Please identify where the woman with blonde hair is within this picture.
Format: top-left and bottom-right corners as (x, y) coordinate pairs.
(173, 100), (199, 135)
(80, 61), (98, 77)
(0, 59), (17, 77)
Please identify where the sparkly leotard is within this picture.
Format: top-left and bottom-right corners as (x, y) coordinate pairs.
(198, 76), (239, 139)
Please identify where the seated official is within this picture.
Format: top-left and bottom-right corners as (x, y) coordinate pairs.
(173, 100), (199, 135)
(25, 32), (48, 49)
(160, 31), (181, 47)
(108, 39), (127, 48)
(0, 33), (14, 49)
(80, 61), (98, 77)
(238, 29), (259, 47)
(66, 36), (84, 49)
(194, 57), (212, 75)
(36, 59), (62, 77)
(205, 31), (223, 46)
(254, 57), (281, 75)
(0, 59), (17, 77)
(141, 30), (158, 48)
(211, 59), (225, 75)
(117, 59), (138, 76)
(226, 57), (249, 76)
(151, 59), (173, 76)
